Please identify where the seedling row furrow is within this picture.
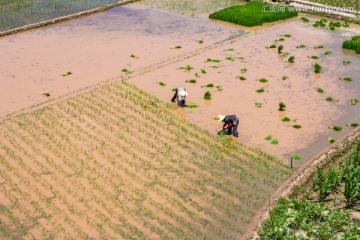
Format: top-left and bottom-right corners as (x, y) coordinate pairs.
(75, 94), (262, 222)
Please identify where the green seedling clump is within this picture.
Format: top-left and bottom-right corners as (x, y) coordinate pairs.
(278, 45), (284, 54)
(288, 56), (295, 63)
(316, 88), (325, 93)
(130, 54), (139, 59)
(256, 88), (265, 93)
(225, 56), (235, 61)
(269, 44), (277, 49)
(279, 102), (286, 111)
(343, 60), (351, 65)
(209, 2), (298, 27)
(122, 68), (133, 73)
(283, 52), (289, 56)
(226, 48), (234, 51)
(210, 66), (219, 68)
(300, 17), (309, 22)
(206, 58), (221, 63)
(202, 84), (214, 88)
(342, 22), (350, 27)
(198, 40), (204, 44)
(296, 45), (306, 48)
(179, 65), (194, 72)
(308, 55), (319, 59)
(264, 135), (272, 140)
(255, 102), (262, 108)
(237, 76), (247, 81)
(339, 77), (353, 82)
(347, 123), (359, 127)
(313, 19), (327, 27)
(329, 126), (343, 131)
(201, 69), (207, 74)
(158, 82), (166, 86)
(282, 117), (291, 122)
(259, 78), (268, 83)
(342, 36), (360, 54)
(186, 103), (199, 108)
(43, 92), (51, 97)
(185, 79), (197, 83)
(314, 63), (322, 73)
(241, 67), (247, 73)
(291, 154), (302, 160)
(324, 50), (332, 55)
(292, 125), (302, 129)
(328, 137), (336, 144)
(216, 85), (222, 91)
(314, 45), (324, 49)
(195, 72), (200, 78)
(283, 34), (292, 38)
(62, 71), (72, 76)
(173, 45), (182, 49)
(271, 139), (279, 145)
(328, 21), (341, 30)
(278, 38), (285, 42)
(325, 97), (338, 102)
(351, 99), (359, 105)
(204, 91), (212, 100)
(282, 76), (289, 80)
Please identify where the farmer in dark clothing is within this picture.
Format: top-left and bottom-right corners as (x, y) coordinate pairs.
(217, 114), (239, 137)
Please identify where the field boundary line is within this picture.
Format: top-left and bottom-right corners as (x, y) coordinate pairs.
(0, 0), (139, 38)
(0, 31), (250, 122)
(246, 127), (360, 240)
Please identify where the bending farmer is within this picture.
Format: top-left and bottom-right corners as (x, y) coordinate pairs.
(217, 115), (239, 137)
(171, 87), (188, 107)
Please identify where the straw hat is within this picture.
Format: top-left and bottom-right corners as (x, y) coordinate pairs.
(216, 115), (226, 123)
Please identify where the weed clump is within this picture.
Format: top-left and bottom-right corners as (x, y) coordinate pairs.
(288, 56), (295, 63)
(259, 78), (268, 83)
(185, 79), (197, 83)
(237, 76), (247, 81)
(314, 63), (322, 73)
(158, 82), (166, 86)
(278, 45), (284, 54)
(209, 2), (298, 27)
(62, 71), (72, 76)
(279, 102), (286, 111)
(339, 77), (353, 82)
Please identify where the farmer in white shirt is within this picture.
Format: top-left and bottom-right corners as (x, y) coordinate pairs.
(171, 87), (188, 107)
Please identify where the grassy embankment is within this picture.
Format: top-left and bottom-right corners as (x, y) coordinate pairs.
(259, 137), (360, 239)
(209, 2), (298, 27)
(0, 82), (290, 239)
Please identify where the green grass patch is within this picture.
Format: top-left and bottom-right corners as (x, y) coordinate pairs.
(309, 55), (319, 59)
(122, 68), (133, 74)
(225, 56), (235, 61)
(265, 135), (272, 141)
(178, 65), (194, 72)
(328, 137), (336, 144)
(130, 54), (139, 59)
(278, 102), (286, 111)
(314, 45), (324, 49)
(292, 125), (302, 129)
(342, 36), (360, 54)
(202, 83), (214, 88)
(271, 139), (279, 145)
(158, 82), (166, 86)
(256, 88), (265, 93)
(291, 153), (301, 160)
(282, 76), (288, 80)
(255, 102), (262, 108)
(198, 40), (204, 44)
(43, 92), (51, 97)
(268, 44), (277, 49)
(343, 60), (351, 65)
(324, 50), (332, 55)
(296, 44), (306, 49)
(237, 76), (247, 81)
(241, 67), (247, 73)
(209, 2), (298, 27)
(201, 69), (207, 74)
(314, 63), (322, 73)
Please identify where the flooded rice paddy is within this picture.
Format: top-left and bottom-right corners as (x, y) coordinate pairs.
(1, 2), (360, 163)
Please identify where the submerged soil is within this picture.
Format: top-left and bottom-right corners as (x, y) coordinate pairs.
(130, 16), (360, 162)
(0, 3), (243, 118)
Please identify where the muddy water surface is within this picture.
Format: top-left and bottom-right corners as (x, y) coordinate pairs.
(0, 3), (243, 118)
(130, 18), (360, 162)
